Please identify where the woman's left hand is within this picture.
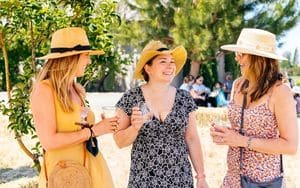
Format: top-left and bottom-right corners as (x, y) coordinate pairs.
(210, 125), (244, 147)
(196, 179), (209, 188)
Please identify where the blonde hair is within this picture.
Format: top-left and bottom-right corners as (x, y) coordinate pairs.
(35, 55), (85, 112)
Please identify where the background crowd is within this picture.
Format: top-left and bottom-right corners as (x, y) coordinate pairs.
(179, 73), (232, 107)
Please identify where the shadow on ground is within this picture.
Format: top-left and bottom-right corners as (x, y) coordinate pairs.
(0, 166), (37, 184)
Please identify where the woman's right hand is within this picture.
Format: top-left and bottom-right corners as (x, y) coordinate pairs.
(131, 106), (144, 131)
(92, 116), (119, 136)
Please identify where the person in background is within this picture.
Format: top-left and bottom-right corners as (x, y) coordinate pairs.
(223, 73), (233, 100)
(210, 81), (228, 107)
(288, 77), (295, 89)
(31, 27), (117, 188)
(180, 74), (194, 92)
(292, 86), (300, 115)
(281, 71), (290, 87)
(210, 28), (298, 187)
(114, 40), (208, 188)
(190, 75), (211, 107)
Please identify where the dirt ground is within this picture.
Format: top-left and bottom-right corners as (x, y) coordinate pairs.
(0, 92), (299, 187)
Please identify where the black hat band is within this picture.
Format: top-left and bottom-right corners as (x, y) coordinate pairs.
(51, 45), (91, 53)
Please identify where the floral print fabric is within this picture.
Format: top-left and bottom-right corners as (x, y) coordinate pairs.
(222, 99), (282, 187)
(116, 87), (197, 188)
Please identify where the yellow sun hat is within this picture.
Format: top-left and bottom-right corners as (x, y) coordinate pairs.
(37, 27), (104, 60)
(134, 40), (187, 80)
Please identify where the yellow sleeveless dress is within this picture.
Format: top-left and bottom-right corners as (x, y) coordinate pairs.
(38, 80), (114, 188)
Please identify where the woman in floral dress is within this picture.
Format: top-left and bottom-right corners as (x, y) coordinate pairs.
(114, 40), (208, 188)
(210, 28), (298, 187)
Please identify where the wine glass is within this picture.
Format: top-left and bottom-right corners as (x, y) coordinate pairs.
(101, 106), (116, 118)
(138, 102), (153, 123)
(211, 119), (231, 132)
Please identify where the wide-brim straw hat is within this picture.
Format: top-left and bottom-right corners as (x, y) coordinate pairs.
(134, 40), (187, 80)
(37, 27), (104, 60)
(221, 28), (287, 60)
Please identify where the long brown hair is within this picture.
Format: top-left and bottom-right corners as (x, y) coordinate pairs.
(35, 55), (85, 112)
(240, 54), (281, 102)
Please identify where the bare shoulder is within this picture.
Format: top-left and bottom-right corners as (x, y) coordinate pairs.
(270, 83), (295, 109)
(170, 85), (177, 92)
(31, 81), (52, 100)
(272, 82), (293, 98)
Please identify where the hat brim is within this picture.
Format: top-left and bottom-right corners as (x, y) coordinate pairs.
(37, 50), (105, 60)
(134, 46), (187, 80)
(221, 44), (287, 61)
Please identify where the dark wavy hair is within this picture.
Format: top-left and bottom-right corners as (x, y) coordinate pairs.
(240, 54), (282, 102)
(141, 55), (158, 82)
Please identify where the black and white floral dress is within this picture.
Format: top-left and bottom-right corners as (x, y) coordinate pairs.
(116, 87), (198, 188)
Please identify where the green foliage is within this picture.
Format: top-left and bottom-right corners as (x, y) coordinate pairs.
(225, 53), (240, 79)
(0, 0), (68, 166)
(200, 60), (218, 88)
(291, 76), (300, 86)
(0, 59), (34, 136)
(0, 0), (128, 170)
(244, 0), (300, 38)
(281, 48), (300, 76)
(117, 0), (300, 84)
(172, 0), (244, 62)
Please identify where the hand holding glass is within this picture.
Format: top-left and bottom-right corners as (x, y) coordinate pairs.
(102, 106), (116, 118)
(138, 102), (153, 123)
(211, 119), (231, 132)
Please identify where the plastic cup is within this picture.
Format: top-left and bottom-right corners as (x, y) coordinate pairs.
(102, 106), (116, 118)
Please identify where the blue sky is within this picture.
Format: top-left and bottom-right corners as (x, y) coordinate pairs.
(278, 22), (300, 56)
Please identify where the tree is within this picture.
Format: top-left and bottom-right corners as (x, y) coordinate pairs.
(117, 0), (300, 87)
(172, 0), (244, 86)
(0, 0), (126, 170)
(281, 48), (300, 76)
(0, 0), (70, 170)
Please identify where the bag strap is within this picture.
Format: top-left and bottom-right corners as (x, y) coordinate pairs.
(239, 94), (247, 173)
(239, 93), (283, 175)
(43, 140), (87, 185)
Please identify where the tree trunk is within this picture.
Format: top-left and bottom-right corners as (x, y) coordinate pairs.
(1, 31), (37, 169)
(29, 20), (36, 73)
(190, 60), (202, 77)
(216, 52), (225, 82)
(0, 32), (11, 100)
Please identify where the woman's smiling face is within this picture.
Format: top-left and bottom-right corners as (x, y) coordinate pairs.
(145, 53), (176, 83)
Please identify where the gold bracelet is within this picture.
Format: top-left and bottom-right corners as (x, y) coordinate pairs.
(247, 137), (253, 150)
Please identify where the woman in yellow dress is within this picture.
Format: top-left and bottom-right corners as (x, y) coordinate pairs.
(30, 27), (117, 188)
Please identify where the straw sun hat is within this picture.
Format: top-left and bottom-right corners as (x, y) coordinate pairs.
(221, 28), (287, 60)
(38, 27), (104, 60)
(134, 40), (187, 80)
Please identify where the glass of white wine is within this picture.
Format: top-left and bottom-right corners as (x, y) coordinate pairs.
(138, 102), (153, 123)
(101, 106), (116, 118)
